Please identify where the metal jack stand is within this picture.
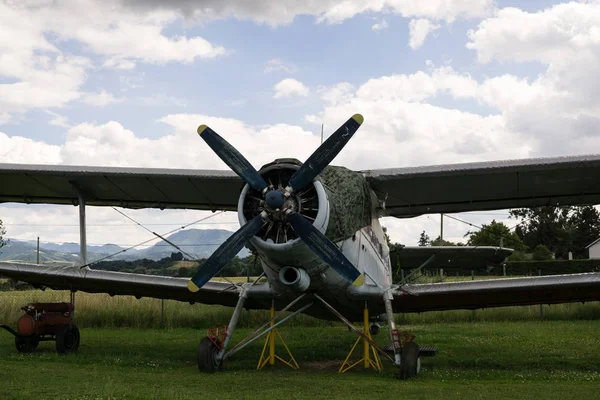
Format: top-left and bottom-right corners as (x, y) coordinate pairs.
(313, 294), (394, 372)
(219, 294), (312, 365)
(257, 299), (299, 370)
(339, 301), (382, 373)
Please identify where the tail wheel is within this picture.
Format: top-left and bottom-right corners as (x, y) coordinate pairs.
(196, 336), (221, 373)
(15, 336), (39, 353)
(397, 341), (421, 380)
(56, 324), (80, 354)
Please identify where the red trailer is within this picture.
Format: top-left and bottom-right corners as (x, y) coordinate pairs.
(1, 302), (80, 354)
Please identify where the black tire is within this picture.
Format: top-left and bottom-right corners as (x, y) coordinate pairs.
(196, 337), (220, 373)
(56, 324), (80, 354)
(397, 341), (420, 380)
(15, 336), (39, 353)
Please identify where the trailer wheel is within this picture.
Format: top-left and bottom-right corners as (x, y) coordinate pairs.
(197, 336), (220, 373)
(15, 336), (39, 353)
(56, 324), (80, 354)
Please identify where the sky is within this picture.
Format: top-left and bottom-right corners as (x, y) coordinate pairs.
(1, 0), (600, 249)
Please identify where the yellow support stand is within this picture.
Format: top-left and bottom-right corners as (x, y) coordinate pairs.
(339, 302), (382, 373)
(257, 303), (299, 370)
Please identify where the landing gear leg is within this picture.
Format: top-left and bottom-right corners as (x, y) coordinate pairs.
(196, 287), (248, 372)
(383, 291), (420, 380)
(383, 291), (402, 368)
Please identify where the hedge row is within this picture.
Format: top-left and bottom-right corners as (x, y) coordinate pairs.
(503, 259), (600, 275)
(415, 259), (600, 276)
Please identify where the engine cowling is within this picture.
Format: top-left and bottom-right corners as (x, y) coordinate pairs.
(237, 159), (330, 267)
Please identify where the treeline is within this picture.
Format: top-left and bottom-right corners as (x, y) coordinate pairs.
(415, 206), (600, 262)
(92, 253), (262, 278)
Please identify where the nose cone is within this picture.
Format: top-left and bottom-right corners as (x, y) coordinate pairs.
(265, 190), (285, 209)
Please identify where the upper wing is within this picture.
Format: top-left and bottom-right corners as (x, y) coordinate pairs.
(0, 163), (243, 211)
(391, 246), (512, 270)
(364, 154), (600, 217)
(0, 262), (271, 309)
(392, 273), (600, 312)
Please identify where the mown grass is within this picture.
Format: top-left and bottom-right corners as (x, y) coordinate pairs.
(0, 321), (598, 399)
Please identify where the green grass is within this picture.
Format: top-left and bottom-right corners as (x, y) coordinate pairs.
(1, 289), (598, 330)
(0, 322), (598, 399)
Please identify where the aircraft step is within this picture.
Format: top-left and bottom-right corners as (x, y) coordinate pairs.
(382, 344), (438, 357)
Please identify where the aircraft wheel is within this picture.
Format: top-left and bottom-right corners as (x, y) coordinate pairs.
(56, 324), (80, 354)
(15, 335), (39, 353)
(197, 337), (221, 373)
(396, 341), (421, 380)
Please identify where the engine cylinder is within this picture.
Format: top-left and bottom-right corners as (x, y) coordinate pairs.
(279, 267), (311, 292)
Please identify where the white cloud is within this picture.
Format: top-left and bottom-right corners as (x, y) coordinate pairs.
(46, 111), (71, 128)
(82, 91), (124, 107)
(467, 1), (600, 156)
(318, 82), (356, 106)
(372, 19), (389, 32)
(408, 19), (441, 49)
(0, 132), (62, 164)
(273, 78), (310, 99)
(102, 57), (137, 70)
(264, 58), (298, 74)
(122, 0), (494, 25)
(0, 1), (227, 120)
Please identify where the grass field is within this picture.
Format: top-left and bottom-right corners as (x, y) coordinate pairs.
(0, 287), (598, 399)
(0, 322), (598, 399)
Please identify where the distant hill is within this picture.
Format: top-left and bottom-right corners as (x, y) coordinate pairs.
(0, 229), (246, 264)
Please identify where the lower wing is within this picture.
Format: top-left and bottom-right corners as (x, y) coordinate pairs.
(0, 262), (271, 310)
(392, 273), (600, 312)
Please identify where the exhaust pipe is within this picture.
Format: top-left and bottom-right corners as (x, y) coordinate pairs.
(279, 267), (310, 292)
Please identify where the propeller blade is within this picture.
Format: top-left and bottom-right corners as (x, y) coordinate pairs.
(188, 213), (265, 292)
(288, 114), (363, 192)
(286, 212), (364, 286)
(198, 125), (268, 192)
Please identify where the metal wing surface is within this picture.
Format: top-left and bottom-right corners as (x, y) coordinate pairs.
(364, 154), (600, 217)
(392, 273), (600, 313)
(0, 163), (242, 211)
(0, 262), (271, 309)
(391, 246), (513, 270)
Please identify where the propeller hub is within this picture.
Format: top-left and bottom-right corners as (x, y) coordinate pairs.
(265, 189), (285, 209)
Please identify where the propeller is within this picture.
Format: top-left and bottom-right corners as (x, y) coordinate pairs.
(188, 114), (365, 292)
(287, 114), (363, 193)
(188, 213), (266, 292)
(198, 125), (268, 192)
(286, 212), (364, 286)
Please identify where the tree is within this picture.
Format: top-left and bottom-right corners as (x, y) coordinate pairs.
(510, 206), (600, 259)
(0, 219), (5, 251)
(466, 220), (527, 251)
(532, 244), (553, 261)
(382, 226), (391, 247)
(568, 206), (600, 259)
(510, 207), (570, 258)
(418, 231), (430, 246)
(430, 236), (463, 246)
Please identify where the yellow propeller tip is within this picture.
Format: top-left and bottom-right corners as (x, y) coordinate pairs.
(188, 280), (200, 293)
(352, 274), (365, 287)
(197, 125), (208, 135)
(352, 114), (364, 125)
